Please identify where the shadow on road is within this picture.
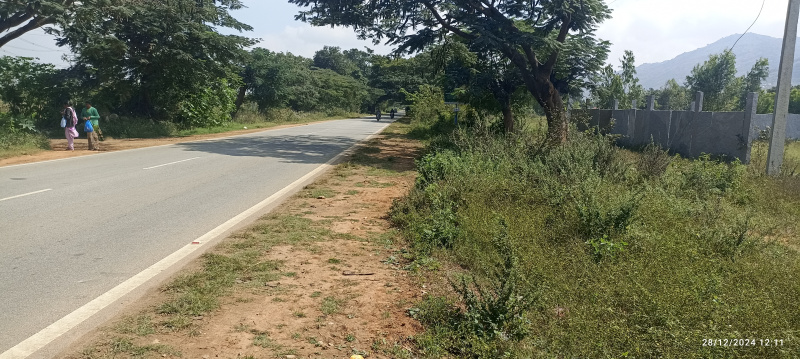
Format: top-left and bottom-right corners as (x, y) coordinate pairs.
(175, 134), (360, 164)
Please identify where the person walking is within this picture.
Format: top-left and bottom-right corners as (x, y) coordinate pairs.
(81, 101), (101, 150)
(62, 102), (79, 151)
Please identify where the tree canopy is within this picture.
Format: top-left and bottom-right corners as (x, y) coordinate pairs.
(288, 0), (611, 143)
(685, 50), (769, 112)
(57, 0), (255, 126)
(0, 0), (76, 48)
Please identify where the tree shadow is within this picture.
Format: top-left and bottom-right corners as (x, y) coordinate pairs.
(175, 134), (362, 164)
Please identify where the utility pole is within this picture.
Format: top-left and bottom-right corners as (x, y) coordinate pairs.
(767, 0), (800, 176)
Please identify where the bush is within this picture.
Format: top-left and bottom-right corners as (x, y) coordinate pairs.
(393, 123), (800, 358)
(103, 117), (177, 138)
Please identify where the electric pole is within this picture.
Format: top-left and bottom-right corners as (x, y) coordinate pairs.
(767, 0), (800, 175)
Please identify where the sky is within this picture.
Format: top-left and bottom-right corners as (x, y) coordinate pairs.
(0, 0), (794, 68)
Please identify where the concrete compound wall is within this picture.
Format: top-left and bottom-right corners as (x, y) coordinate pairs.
(751, 114), (800, 140)
(576, 93), (757, 162)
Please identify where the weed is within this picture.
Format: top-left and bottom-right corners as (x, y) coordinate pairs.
(392, 121), (800, 357)
(321, 296), (343, 315)
(114, 315), (155, 336)
(110, 337), (180, 357)
(252, 333), (272, 348)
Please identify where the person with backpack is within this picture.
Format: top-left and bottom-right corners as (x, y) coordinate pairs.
(81, 101), (101, 150)
(61, 102), (79, 151)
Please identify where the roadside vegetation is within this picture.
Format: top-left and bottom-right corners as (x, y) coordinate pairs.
(388, 88), (800, 358)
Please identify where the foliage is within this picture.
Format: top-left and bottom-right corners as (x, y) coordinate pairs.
(58, 0), (255, 126)
(0, 0), (77, 48)
(0, 56), (61, 118)
(288, 0), (612, 143)
(392, 121), (800, 357)
(244, 48), (378, 113)
(653, 79), (690, 110)
(590, 50), (644, 109)
(402, 85), (451, 128)
(757, 85), (800, 114)
(685, 50), (769, 112)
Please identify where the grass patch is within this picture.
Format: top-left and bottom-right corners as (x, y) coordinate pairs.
(109, 337), (180, 357)
(114, 315), (156, 336)
(321, 296), (343, 316)
(392, 121), (800, 358)
(252, 332), (273, 348)
(0, 131), (50, 159)
(302, 186), (337, 199)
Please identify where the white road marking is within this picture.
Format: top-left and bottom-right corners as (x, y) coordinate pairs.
(143, 157), (201, 170)
(0, 120), (393, 359)
(0, 189), (52, 202)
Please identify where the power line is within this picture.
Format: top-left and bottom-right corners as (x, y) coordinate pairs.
(17, 37), (62, 51)
(2, 44), (68, 53)
(730, 0), (767, 51)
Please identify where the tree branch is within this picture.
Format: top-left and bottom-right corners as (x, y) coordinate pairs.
(421, 1), (477, 40)
(0, 11), (36, 34)
(542, 14), (572, 73)
(0, 16), (56, 49)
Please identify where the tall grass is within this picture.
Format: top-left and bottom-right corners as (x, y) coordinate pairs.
(0, 129), (50, 159)
(392, 122), (800, 358)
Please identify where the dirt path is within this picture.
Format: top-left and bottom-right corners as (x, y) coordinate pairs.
(62, 119), (425, 359)
(0, 121), (332, 168)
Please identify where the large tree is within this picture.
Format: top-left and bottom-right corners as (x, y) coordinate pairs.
(0, 0), (76, 48)
(58, 0), (255, 126)
(685, 50), (769, 112)
(289, 0), (610, 143)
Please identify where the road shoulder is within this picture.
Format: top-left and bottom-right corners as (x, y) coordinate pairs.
(61, 118), (425, 359)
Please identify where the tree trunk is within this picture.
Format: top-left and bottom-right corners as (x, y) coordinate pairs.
(520, 71), (568, 144)
(234, 85), (247, 114)
(501, 98), (514, 133)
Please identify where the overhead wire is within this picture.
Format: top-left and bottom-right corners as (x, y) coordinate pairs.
(730, 0), (767, 51)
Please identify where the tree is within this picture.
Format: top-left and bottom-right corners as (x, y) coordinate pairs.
(313, 46), (362, 78)
(58, 0), (255, 126)
(288, 0), (611, 143)
(739, 58), (769, 110)
(0, 0), (75, 48)
(370, 54), (437, 106)
(591, 50), (643, 109)
(655, 79), (689, 110)
(685, 50), (769, 112)
(438, 40), (524, 132)
(244, 49), (319, 111)
(0, 56), (58, 117)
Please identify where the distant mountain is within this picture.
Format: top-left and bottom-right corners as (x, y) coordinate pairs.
(636, 33), (800, 90)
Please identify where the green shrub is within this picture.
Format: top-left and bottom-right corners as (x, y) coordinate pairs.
(103, 117), (178, 138)
(393, 123), (800, 358)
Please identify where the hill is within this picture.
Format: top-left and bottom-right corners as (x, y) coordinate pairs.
(636, 33), (800, 90)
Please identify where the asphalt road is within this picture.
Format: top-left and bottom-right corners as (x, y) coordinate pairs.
(0, 117), (392, 356)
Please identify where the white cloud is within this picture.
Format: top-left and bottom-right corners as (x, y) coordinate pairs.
(256, 24), (393, 58)
(598, 0), (789, 65)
